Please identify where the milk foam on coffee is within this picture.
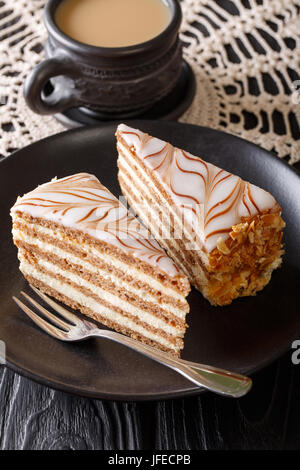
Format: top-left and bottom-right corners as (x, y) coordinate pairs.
(55, 0), (171, 48)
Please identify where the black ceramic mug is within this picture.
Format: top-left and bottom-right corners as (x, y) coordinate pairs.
(24, 0), (183, 118)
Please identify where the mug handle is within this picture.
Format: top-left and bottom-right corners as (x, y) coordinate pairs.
(24, 56), (82, 115)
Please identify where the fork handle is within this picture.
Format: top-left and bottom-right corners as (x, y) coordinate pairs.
(90, 329), (252, 397)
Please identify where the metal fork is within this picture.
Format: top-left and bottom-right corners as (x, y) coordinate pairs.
(12, 286), (252, 397)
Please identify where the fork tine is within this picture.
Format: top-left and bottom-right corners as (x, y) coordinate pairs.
(30, 285), (79, 325)
(13, 296), (68, 340)
(21, 291), (71, 331)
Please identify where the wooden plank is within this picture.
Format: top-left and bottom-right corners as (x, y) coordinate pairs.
(1, 352), (300, 449)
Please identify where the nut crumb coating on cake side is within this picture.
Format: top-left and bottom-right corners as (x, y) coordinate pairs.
(116, 124), (285, 306)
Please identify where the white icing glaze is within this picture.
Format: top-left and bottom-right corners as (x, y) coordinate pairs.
(11, 173), (181, 277)
(117, 124), (280, 252)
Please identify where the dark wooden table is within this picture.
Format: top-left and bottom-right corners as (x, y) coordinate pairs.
(1, 349), (300, 450)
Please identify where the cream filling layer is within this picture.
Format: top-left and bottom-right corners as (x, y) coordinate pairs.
(118, 157), (191, 275)
(13, 217), (184, 301)
(19, 260), (178, 351)
(118, 142), (210, 265)
(121, 178), (190, 278)
(19, 256), (184, 336)
(123, 187), (208, 287)
(13, 229), (185, 319)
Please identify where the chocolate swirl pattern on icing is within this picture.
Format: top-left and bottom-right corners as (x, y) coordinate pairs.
(118, 124), (280, 252)
(11, 173), (180, 277)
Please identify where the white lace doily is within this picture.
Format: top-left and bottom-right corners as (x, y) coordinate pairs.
(0, 0), (299, 163)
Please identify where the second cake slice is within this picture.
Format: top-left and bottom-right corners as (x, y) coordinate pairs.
(117, 124), (285, 306)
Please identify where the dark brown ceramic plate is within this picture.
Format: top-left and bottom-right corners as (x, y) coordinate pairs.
(0, 121), (299, 401)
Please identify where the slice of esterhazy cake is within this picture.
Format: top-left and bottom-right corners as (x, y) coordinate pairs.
(116, 124), (285, 306)
(10, 173), (190, 356)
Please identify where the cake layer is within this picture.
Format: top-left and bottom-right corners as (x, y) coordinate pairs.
(118, 157), (220, 301)
(14, 231), (185, 354)
(19, 251), (184, 340)
(117, 124), (285, 306)
(13, 220), (187, 351)
(117, 125), (281, 252)
(119, 171), (209, 285)
(13, 216), (188, 311)
(22, 273), (180, 354)
(14, 211), (190, 297)
(11, 173), (191, 356)
(16, 238), (187, 326)
(118, 151), (203, 273)
(11, 173), (185, 280)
